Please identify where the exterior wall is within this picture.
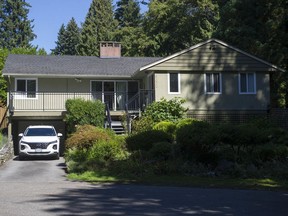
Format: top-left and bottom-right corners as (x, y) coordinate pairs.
(149, 42), (274, 72)
(154, 71), (270, 111)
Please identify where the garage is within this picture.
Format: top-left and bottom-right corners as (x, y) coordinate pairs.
(12, 119), (66, 156)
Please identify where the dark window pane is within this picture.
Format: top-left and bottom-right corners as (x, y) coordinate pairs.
(27, 80), (36, 98)
(170, 73), (179, 92)
(213, 73), (220, 92)
(240, 73), (247, 92)
(17, 80), (26, 92)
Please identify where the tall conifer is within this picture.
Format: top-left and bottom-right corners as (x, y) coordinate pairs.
(77, 0), (116, 56)
(0, 0), (35, 49)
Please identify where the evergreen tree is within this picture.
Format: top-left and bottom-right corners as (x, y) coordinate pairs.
(0, 0), (36, 49)
(115, 0), (141, 27)
(51, 24), (66, 55)
(65, 18), (80, 55)
(77, 0), (116, 56)
(143, 0), (219, 56)
(52, 18), (80, 55)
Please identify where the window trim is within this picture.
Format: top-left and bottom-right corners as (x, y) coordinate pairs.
(238, 72), (256, 94)
(15, 78), (38, 99)
(204, 73), (222, 94)
(168, 72), (181, 94)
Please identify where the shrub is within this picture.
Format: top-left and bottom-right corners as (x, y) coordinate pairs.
(131, 116), (154, 133)
(65, 125), (113, 150)
(149, 141), (174, 160)
(153, 121), (176, 136)
(142, 98), (187, 123)
(65, 98), (105, 133)
(87, 138), (129, 168)
(126, 130), (173, 152)
(254, 144), (288, 162)
(176, 121), (217, 161)
(176, 118), (201, 129)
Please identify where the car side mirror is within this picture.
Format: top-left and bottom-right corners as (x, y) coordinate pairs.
(18, 133), (23, 137)
(57, 133), (63, 137)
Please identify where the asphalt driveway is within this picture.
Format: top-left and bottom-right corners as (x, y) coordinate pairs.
(0, 157), (287, 216)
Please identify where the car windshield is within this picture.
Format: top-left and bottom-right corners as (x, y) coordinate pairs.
(25, 128), (56, 136)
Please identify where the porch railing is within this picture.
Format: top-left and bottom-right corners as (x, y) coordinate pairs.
(8, 90), (154, 112)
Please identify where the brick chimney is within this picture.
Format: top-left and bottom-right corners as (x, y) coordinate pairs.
(100, 42), (121, 58)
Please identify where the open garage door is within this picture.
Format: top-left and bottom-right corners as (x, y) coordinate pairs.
(12, 120), (66, 156)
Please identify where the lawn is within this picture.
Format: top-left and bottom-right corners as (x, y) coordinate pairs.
(67, 171), (288, 191)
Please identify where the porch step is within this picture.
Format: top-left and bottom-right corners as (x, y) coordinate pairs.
(110, 121), (125, 135)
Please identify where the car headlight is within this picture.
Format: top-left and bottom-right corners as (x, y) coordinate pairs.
(49, 140), (58, 145)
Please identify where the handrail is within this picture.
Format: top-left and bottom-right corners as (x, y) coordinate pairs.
(105, 102), (112, 129)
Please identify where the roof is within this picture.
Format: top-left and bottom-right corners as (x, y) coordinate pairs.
(137, 38), (285, 73)
(2, 54), (162, 78)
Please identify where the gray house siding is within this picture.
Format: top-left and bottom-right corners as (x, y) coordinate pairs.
(154, 72), (270, 111)
(148, 41), (276, 72)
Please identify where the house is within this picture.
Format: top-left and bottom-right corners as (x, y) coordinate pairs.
(2, 39), (284, 154)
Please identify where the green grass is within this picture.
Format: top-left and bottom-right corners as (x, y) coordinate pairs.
(67, 171), (288, 191)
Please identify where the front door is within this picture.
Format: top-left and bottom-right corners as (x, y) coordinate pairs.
(104, 82), (114, 110)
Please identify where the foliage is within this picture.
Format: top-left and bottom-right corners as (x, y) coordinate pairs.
(0, 0), (36, 49)
(176, 121), (218, 161)
(76, 0), (116, 56)
(214, 0), (288, 107)
(142, 98), (187, 123)
(143, 0), (220, 56)
(153, 121), (176, 136)
(115, 0), (141, 28)
(64, 98), (105, 133)
(131, 116), (154, 133)
(126, 129), (173, 152)
(51, 18), (80, 55)
(65, 125), (113, 150)
(176, 118), (201, 129)
(149, 141), (174, 161)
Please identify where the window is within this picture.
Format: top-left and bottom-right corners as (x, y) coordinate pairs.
(168, 73), (180, 94)
(205, 73), (221, 94)
(239, 73), (256, 94)
(15, 78), (37, 98)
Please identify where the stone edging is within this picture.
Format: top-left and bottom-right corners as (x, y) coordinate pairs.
(0, 142), (14, 166)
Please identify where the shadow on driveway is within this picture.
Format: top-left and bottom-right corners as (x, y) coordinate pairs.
(32, 183), (288, 216)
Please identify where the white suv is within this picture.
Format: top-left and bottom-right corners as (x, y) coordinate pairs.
(18, 125), (62, 160)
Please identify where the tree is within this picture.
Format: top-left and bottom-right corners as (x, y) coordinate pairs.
(0, 0), (36, 49)
(143, 0), (219, 56)
(115, 0), (142, 27)
(51, 24), (66, 55)
(77, 0), (116, 56)
(52, 18), (80, 55)
(214, 0), (288, 107)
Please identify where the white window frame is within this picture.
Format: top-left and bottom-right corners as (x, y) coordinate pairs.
(15, 78), (38, 99)
(204, 73), (222, 94)
(168, 72), (181, 94)
(239, 73), (256, 94)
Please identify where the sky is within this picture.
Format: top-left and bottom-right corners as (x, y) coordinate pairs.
(26, 0), (146, 54)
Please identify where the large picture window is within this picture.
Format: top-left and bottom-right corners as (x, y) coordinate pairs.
(168, 73), (180, 94)
(239, 73), (256, 94)
(205, 73), (221, 94)
(15, 78), (37, 98)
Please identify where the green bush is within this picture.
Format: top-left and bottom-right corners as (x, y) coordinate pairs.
(87, 138), (129, 168)
(65, 98), (105, 133)
(126, 130), (173, 152)
(149, 141), (174, 160)
(142, 98), (187, 123)
(153, 121), (176, 136)
(176, 121), (217, 161)
(254, 144), (288, 162)
(132, 116), (154, 133)
(176, 118), (201, 129)
(65, 125), (114, 150)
